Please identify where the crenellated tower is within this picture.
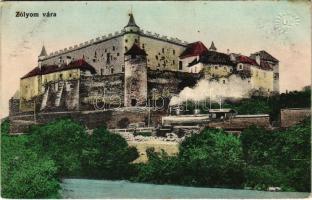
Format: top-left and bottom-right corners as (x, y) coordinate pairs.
(123, 13), (140, 52)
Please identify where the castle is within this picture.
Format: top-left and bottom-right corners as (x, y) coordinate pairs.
(11, 13), (279, 117)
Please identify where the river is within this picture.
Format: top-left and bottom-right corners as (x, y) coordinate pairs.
(60, 179), (310, 199)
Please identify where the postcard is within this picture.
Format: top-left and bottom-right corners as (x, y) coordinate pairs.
(1, 1), (311, 199)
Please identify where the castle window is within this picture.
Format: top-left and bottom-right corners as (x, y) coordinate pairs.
(69, 74), (72, 78)
(224, 66), (226, 70)
(155, 55), (158, 60)
(125, 39), (128, 43)
(111, 68), (114, 74)
(172, 60), (175, 65)
(59, 74), (63, 80)
(122, 66), (125, 72)
(179, 61), (183, 70)
(125, 47), (128, 51)
(135, 39), (138, 43)
(173, 50), (175, 55)
(215, 66), (218, 69)
(162, 48), (164, 53)
(113, 46), (115, 51)
(223, 80), (226, 84)
(117, 53), (120, 56)
(106, 53), (110, 64)
(142, 44), (145, 49)
(105, 49), (107, 52)
(101, 69), (104, 75)
(230, 68), (233, 72)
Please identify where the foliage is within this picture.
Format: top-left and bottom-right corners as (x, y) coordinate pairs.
(1, 118), (10, 135)
(134, 129), (245, 188)
(27, 118), (88, 177)
(1, 134), (60, 198)
(178, 129), (245, 188)
(81, 126), (139, 179)
(178, 88), (310, 123)
(240, 118), (311, 192)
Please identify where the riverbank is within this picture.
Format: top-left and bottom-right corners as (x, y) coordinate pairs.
(60, 179), (310, 199)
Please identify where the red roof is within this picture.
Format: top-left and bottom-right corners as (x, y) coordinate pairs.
(179, 41), (208, 59)
(237, 55), (258, 66)
(21, 59), (96, 79)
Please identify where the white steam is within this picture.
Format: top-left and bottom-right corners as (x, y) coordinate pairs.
(170, 75), (251, 105)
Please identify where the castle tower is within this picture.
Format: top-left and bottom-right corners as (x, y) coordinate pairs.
(124, 44), (147, 107)
(38, 45), (47, 69)
(123, 13), (140, 52)
(209, 41), (217, 51)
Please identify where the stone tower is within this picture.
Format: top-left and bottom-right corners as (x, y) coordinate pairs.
(123, 13), (140, 52)
(124, 44), (147, 107)
(38, 45), (47, 69)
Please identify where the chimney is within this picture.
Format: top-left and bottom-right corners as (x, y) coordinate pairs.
(66, 56), (72, 65)
(255, 54), (261, 65)
(230, 54), (236, 62)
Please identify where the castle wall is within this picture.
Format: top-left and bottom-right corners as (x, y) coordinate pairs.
(9, 109), (166, 133)
(42, 34), (125, 75)
(207, 115), (271, 130)
(140, 35), (186, 71)
(250, 66), (274, 92)
(9, 98), (20, 116)
(79, 74), (125, 110)
(280, 108), (310, 128)
(203, 64), (234, 77)
(42, 68), (80, 84)
(147, 70), (201, 102)
(20, 75), (41, 101)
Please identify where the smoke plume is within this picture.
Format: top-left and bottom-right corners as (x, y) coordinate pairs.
(170, 75), (251, 105)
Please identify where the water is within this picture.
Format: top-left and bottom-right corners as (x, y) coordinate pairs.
(61, 179), (310, 199)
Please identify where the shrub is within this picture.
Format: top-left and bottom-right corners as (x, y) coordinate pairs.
(135, 128), (245, 188)
(1, 135), (59, 198)
(27, 118), (88, 177)
(81, 126), (139, 179)
(1, 118), (10, 135)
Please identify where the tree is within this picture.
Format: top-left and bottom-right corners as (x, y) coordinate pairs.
(27, 118), (88, 176)
(179, 128), (245, 188)
(1, 135), (59, 198)
(81, 126), (139, 179)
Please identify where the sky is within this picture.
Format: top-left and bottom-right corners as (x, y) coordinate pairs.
(0, 1), (311, 117)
